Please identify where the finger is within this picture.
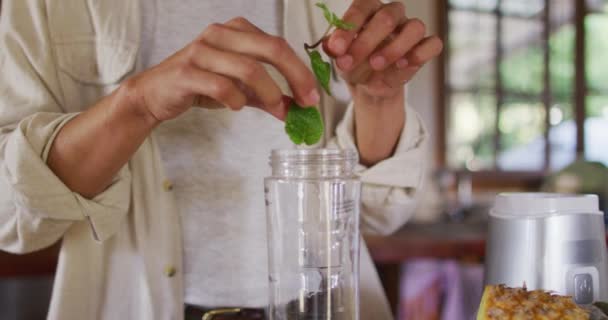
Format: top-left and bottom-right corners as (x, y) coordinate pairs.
(222, 18), (294, 118)
(224, 16), (266, 34)
(193, 96), (224, 109)
(380, 36), (442, 86)
(326, 0), (382, 56)
(369, 18), (427, 71)
(383, 63), (422, 87)
(199, 23), (319, 106)
(341, 37), (441, 88)
(233, 84), (290, 121)
(181, 66), (248, 111)
(337, 2), (406, 72)
(252, 95), (291, 120)
(342, 60), (374, 85)
(188, 42), (284, 114)
(404, 35), (443, 66)
(321, 37), (337, 58)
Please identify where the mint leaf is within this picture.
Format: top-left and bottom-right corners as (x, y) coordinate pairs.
(285, 101), (324, 145)
(308, 50), (331, 95)
(316, 2), (334, 26)
(332, 16), (355, 30)
(315, 2), (356, 30)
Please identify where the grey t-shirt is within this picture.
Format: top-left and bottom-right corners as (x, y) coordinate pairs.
(140, 0), (290, 308)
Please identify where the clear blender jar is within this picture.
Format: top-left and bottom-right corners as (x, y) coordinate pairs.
(264, 149), (361, 320)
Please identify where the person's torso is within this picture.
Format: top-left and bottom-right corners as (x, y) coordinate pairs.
(32, 0), (389, 317)
(140, 0), (293, 307)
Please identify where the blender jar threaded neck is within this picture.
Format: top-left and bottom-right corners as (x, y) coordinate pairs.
(269, 149), (359, 179)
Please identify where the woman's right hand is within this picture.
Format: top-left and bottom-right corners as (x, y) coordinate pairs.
(126, 17), (320, 123)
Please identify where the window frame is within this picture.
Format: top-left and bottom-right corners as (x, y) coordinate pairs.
(436, 0), (601, 187)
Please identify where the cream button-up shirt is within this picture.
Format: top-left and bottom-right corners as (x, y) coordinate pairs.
(0, 0), (427, 319)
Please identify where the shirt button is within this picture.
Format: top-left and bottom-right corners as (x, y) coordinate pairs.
(165, 265), (176, 278)
(163, 180), (173, 191)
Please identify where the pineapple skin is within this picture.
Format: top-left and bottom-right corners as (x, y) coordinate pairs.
(476, 284), (590, 320)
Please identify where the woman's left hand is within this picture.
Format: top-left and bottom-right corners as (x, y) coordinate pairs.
(324, 0), (443, 98)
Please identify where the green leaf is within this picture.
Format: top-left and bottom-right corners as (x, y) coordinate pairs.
(307, 50), (331, 95)
(332, 14), (356, 30)
(315, 2), (356, 30)
(285, 101), (324, 146)
(315, 2), (334, 25)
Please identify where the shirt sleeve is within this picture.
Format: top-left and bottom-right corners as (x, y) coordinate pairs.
(329, 100), (428, 236)
(0, 0), (132, 254)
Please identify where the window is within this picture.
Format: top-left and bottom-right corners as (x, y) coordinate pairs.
(440, 0), (608, 175)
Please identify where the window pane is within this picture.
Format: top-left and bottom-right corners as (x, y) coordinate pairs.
(500, 17), (544, 95)
(450, 0), (497, 11)
(497, 99), (546, 170)
(447, 93), (496, 170)
(549, 103), (576, 170)
(587, 0), (608, 13)
(547, 0), (577, 171)
(586, 14), (608, 92)
(587, 95), (608, 117)
(501, 0), (545, 17)
(550, 0), (575, 98)
(585, 96), (608, 165)
(449, 11), (496, 90)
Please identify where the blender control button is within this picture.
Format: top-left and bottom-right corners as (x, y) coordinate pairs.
(574, 273), (593, 304)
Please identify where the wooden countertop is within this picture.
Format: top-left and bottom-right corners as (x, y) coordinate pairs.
(365, 221), (487, 263)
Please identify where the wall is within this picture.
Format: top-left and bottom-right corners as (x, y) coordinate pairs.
(405, 0), (440, 166)
(404, 0), (444, 221)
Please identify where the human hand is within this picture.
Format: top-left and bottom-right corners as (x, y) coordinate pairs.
(125, 17), (320, 123)
(324, 0), (443, 98)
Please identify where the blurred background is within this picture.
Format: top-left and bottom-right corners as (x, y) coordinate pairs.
(1, 0), (608, 319)
(372, 0), (608, 319)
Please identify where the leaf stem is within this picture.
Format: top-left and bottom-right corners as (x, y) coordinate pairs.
(304, 24), (333, 51)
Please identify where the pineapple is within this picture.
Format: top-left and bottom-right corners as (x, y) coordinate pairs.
(477, 284), (589, 320)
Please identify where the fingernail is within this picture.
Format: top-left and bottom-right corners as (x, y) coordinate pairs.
(396, 58), (409, 69)
(307, 89), (320, 105)
(331, 38), (346, 54)
(337, 55), (353, 71)
(370, 55), (386, 70)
